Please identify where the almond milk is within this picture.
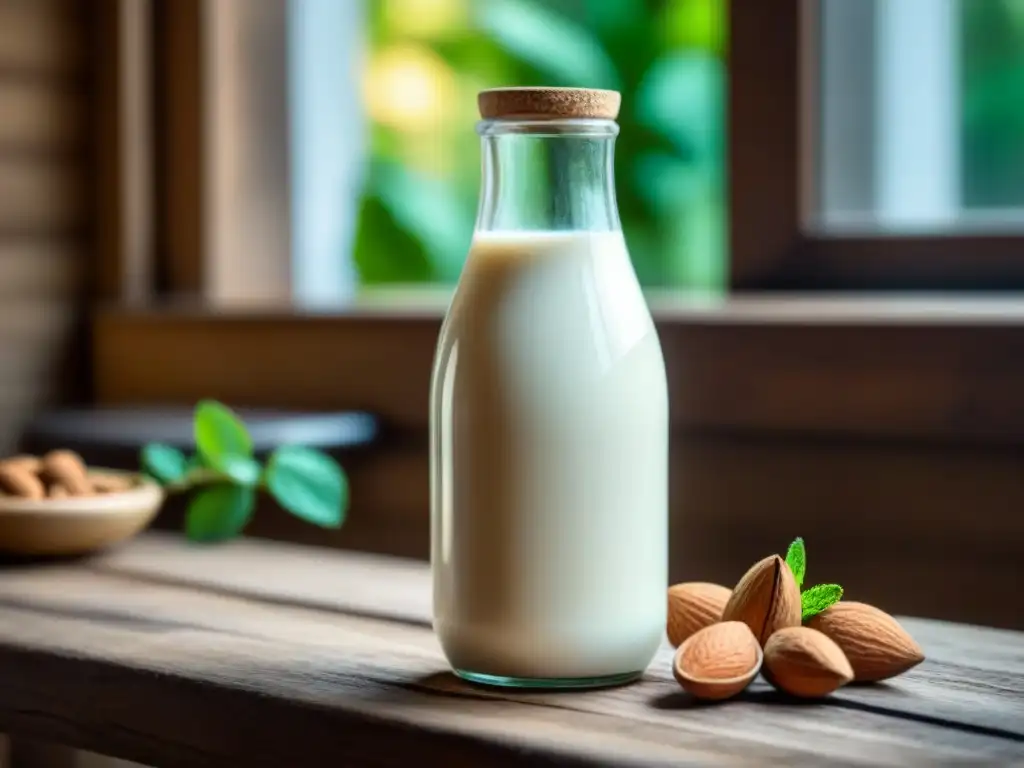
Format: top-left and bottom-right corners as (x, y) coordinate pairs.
(430, 229), (668, 684)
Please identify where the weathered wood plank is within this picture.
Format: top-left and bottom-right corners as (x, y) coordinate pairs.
(0, 159), (83, 234)
(92, 302), (1024, 444)
(0, 80), (82, 152)
(0, 0), (87, 459)
(0, 0), (83, 77)
(92, 532), (433, 624)
(0, 563), (1021, 766)
(89, 534), (1024, 739)
(0, 240), (83, 298)
(94, 0), (155, 302)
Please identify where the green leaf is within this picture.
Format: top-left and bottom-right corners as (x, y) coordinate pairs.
(353, 193), (437, 285)
(265, 446), (348, 528)
(194, 400), (253, 473)
(582, 0), (644, 34)
(140, 443), (188, 484)
(785, 537), (807, 589)
(185, 485), (255, 542)
(801, 584), (844, 621)
(476, 0), (621, 89)
(663, 0), (727, 54)
(635, 52), (724, 165)
(218, 455), (262, 487)
(632, 152), (707, 212)
(368, 161), (474, 283)
(669, 184), (726, 291)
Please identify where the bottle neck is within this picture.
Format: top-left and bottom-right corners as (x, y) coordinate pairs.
(474, 119), (621, 233)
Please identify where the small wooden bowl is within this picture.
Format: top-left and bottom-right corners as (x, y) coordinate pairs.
(0, 470), (163, 556)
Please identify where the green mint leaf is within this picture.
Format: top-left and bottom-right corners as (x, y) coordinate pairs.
(801, 583), (843, 621)
(141, 443), (188, 484)
(786, 537), (807, 589)
(194, 400), (253, 473)
(265, 446), (348, 528)
(218, 455), (262, 487)
(185, 485), (255, 542)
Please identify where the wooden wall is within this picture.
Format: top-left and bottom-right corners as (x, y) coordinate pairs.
(93, 312), (1024, 630)
(0, 0), (89, 454)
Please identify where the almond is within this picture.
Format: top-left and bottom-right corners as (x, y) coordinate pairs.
(722, 554), (801, 646)
(91, 472), (135, 494)
(673, 620), (762, 701)
(48, 483), (70, 499)
(0, 454), (43, 474)
(807, 601), (924, 682)
(667, 582), (731, 647)
(41, 450), (92, 496)
(0, 465), (45, 499)
(763, 626), (853, 698)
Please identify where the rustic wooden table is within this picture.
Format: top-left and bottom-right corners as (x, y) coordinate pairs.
(0, 534), (1021, 766)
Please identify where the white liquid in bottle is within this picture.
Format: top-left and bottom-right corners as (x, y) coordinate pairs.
(431, 229), (668, 683)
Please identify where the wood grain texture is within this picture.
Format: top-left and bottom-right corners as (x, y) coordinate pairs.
(728, 0), (800, 288)
(0, 79), (83, 152)
(0, 0), (84, 77)
(154, 0), (292, 303)
(134, 437), (1023, 630)
(0, 240), (83, 298)
(204, 0), (292, 303)
(155, 0), (204, 295)
(90, 305), (1024, 627)
(94, 0), (155, 302)
(92, 302), (1024, 444)
(0, 535), (1021, 766)
(0, 158), (84, 234)
(0, 0), (87, 454)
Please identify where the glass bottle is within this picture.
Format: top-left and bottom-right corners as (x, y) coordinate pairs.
(430, 88), (668, 689)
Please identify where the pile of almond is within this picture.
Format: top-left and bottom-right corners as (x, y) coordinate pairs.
(0, 451), (133, 499)
(668, 552), (924, 701)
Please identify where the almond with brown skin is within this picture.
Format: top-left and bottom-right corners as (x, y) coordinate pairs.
(722, 554), (801, 646)
(41, 450), (92, 496)
(763, 626), (853, 698)
(0, 465), (45, 499)
(808, 601), (924, 682)
(667, 582), (732, 647)
(91, 472), (135, 494)
(48, 483), (70, 499)
(0, 455), (43, 474)
(673, 621), (763, 701)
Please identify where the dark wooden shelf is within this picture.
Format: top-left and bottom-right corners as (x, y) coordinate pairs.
(0, 534), (1022, 766)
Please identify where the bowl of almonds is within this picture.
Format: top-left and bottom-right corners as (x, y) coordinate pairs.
(0, 451), (163, 556)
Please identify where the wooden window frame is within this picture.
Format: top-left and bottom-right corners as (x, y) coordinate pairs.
(731, 0), (1024, 291)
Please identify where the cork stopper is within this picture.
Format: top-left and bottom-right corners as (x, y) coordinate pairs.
(478, 87), (621, 121)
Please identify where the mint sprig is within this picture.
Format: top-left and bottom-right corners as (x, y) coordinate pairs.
(785, 537), (806, 589)
(801, 583), (844, 621)
(783, 536), (844, 622)
(141, 401), (349, 543)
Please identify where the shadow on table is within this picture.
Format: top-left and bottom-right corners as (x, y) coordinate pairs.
(0, 551), (95, 567)
(408, 671), (644, 698)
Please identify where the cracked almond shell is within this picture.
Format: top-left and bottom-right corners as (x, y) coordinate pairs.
(722, 554), (801, 646)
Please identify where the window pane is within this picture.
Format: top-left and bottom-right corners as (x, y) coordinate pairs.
(815, 0), (1024, 234)
(292, 0), (726, 297)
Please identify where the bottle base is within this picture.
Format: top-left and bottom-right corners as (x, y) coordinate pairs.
(454, 668), (642, 690)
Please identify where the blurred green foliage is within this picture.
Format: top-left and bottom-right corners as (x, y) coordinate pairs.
(961, 0), (1024, 209)
(353, 0), (726, 289)
(352, 0), (1023, 291)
